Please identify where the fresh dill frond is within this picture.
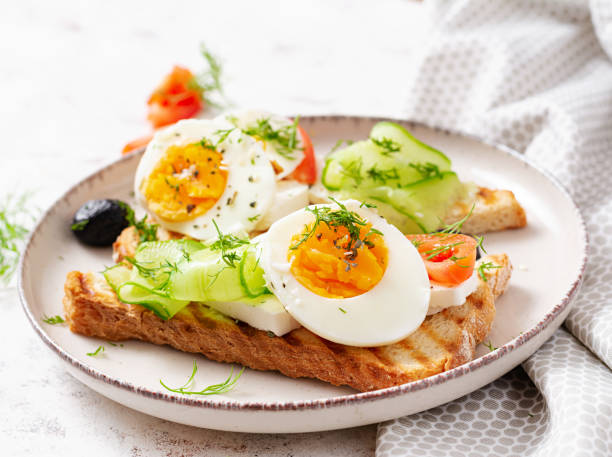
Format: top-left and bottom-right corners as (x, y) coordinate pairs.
(118, 201), (158, 242)
(371, 136), (401, 156)
(366, 165), (399, 184)
(124, 257), (179, 292)
(477, 261), (502, 282)
(0, 192), (37, 285)
(436, 203), (475, 235)
(330, 139), (354, 153)
(209, 220), (249, 268)
(160, 360), (244, 396)
(86, 345), (105, 357)
(423, 241), (465, 260)
(339, 158), (363, 186)
(290, 198), (383, 252)
(247, 214), (260, 222)
(239, 116), (301, 160)
(483, 341), (497, 352)
(409, 162), (443, 180)
(188, 43), (228, 108)
(42, 314), (65, 325)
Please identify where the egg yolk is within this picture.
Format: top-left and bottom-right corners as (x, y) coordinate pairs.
(288, 223), (388, 298)
(140, 142), (228, 222)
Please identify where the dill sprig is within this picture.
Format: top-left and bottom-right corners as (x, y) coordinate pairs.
(330, 139), (354, 153)
(339, 158), (363, 185)
(366, 165), (399, 184)
(118, 202), (158, 242)
(124, 256), (179, 291)
(483, 341), (497, 352)
(477, 261), (502, 282)
(409, 162), (443, 180)
(436, 203), (475, 236)
(86, 345), (105, 357)
(290, 198), (383, 252)
(0, 192), (37, 285)
(371, 136), (401, 156)
(42, 314), (65, 325)
(209, 220), (249, 268)
(189, 43), (228, 108)
(160, 360), (244, 396)
(240, 116), (301, 160)
(423, 241), (465, 260)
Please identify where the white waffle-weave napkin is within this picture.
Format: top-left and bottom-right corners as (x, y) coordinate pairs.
(376, 1), (612, 455)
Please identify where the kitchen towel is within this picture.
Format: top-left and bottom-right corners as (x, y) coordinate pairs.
(376, 0), (612, 455)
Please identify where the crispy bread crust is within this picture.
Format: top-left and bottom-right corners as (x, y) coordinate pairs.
(63, 254), (510, 392)
(444, 187), (527, 234)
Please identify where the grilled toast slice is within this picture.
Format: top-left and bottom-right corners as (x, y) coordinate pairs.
(63, 254), (510, 392)
(309, 185), (527, 234)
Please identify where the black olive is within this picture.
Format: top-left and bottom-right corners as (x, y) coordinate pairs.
(71, 199), (129, 246)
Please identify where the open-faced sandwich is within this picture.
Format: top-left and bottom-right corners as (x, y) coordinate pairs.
(63, 111), (525, 392)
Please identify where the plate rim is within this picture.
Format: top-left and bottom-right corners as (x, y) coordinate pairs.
(18, 114), (588, 412)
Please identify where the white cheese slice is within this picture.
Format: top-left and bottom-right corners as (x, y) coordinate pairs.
(207, 294), (300, 336)
(255, 180), (309, 231)
(427, 271), (479, 315)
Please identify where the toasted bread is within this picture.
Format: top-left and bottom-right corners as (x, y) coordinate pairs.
(63, 253), (510, 392)
(309, 185), (527, 234)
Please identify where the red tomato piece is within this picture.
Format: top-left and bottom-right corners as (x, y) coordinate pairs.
(406, 233), (477, 287)
(290, 125), (316, 184)
(122, 133), (154, 155)
(147, 66), (203, 128)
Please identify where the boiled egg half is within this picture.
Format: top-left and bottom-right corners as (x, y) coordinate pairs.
(134, 119), (276, 240)
(260, 199), (431, 347)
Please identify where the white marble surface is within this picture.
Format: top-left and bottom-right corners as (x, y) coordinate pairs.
(1, 0), (427, 455)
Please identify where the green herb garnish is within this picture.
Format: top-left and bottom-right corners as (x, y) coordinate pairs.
(188, 43), (227, 108)
(239, 116), (301, 160)
(124, 256), (179, 292)
(330, 139), (354, 153)
(290, 198), (382, 253)
(0, 192), (37, 284)
(160, 360), (244, 396)
(371, 136), (401, 156)
(118, 201), (158, 243)
(339, 158), (363, 185)
(86, 345), (105, 357)
(209, 220), (249, 268)
(477, 261), (502, 282)
(339, 307), (347, 314)
(42, 314), (65, 325)
(247, 214), (260, 222)
(408, 162), (443, 180)
(483, 341), (497, 352)
(71, 220), (88, 231)
(366, 165), (399, 184)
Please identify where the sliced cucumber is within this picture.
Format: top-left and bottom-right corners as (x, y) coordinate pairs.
(135, 239), (205, 265)
(167, 247), (246, 303)
(104, 264), (188, 320)
(239, 246), (269, 297)
(369, 121), (451, 170)
(322, 140), (425, 191)
(339, 171), (465, 233)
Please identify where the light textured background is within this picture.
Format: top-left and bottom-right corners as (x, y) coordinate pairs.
(1, 1), (426, 455)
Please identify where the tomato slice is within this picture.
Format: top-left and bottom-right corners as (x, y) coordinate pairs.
(290, 125), (316, 184)
(406, 233), (477, 287)
(147, 66), (203, 128)
(122, 133), (154, 155)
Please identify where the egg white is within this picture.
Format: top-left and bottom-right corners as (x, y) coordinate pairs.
(260, 200), (431, 347)
(134, 118), (276, 240)
(216, 110), (306, 180)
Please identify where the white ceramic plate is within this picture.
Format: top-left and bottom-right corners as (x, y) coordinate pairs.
(18, 116), (587, 433)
